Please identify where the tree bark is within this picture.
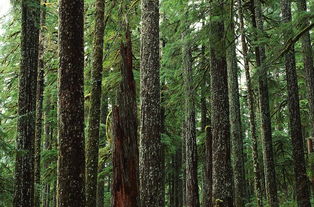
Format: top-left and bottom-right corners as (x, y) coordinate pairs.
(58, 0), (85, 206)
(139, 0), (163, 206)
(252, 1), (279, 206)
(226, 3), (246, 206)
(209, 1), (233, 206)
(86, 0), (105, 206)
(14, 0), (40, 206)
(281, 0), (311, 206)
(111, 27), (139, 207)
(297, 0), (314, 194)
(34, 1), (46, 206)
(96, 94), (108, 207)
(182, 33), (200, 207)
(237, 0), (263, 206)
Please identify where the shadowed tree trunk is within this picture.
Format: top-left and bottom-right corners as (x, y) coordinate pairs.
(182, 32), (200, 207)
(281, 0), (311, 206)
(111, 27), (139, 207)
(252, 1), (279, 206)
(296, 0), (314, 193)
(34, 1), (47, 206)
(237, 0), (263, 206)
(226, 2), (246, 206)
(86, 0), (105, 206)
(139, 0), (163, 206)
(14, 0), (40, 206)
(209, 1), (233, 206)
(96, 94), (108, 207)
(58, 0), (85, 206)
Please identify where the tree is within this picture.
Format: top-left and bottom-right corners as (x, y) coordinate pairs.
(281, 0), (311, 206)
(182, 31), (200, 207)
(226, 2), (246, 206)
(58, 0), (85, 206)
(111, 26), (139, 207)
(139, 0), (164, 206)
(209, 1), (233, 206)
(85, 0), (105, 206)
(253, 0), (279, 206)
(14, 0), (40, 206)
(237, 0), (263, 205)
(34, 1), (47, 206)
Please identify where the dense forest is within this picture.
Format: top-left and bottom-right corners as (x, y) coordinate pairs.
(0, 0), (314, 206)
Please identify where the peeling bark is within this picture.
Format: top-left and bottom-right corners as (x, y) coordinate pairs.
(112, 27), (139, 207)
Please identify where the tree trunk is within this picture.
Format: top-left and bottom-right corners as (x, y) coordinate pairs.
(43, 93), (52, 207)
(238, 0), (263, 206)
(252, 1), (279, 206)
(182, 33), (200, 207)
(58, 0), (85, 206)
(34, 1), (47, 206)
(209, 1), (233, 206)
(182, 123), (187, 207)
(201, 65), (212, 207)
(96, 95), (108, 207)
(139, 0), (163, 206)
(111, 27), (139, 207)
(296, 0), (314, 194)
(14, 0), (40, 206)
(281, 0), (311, 206)
(86, 0), (105, 206)
(226, 3), (246, 206)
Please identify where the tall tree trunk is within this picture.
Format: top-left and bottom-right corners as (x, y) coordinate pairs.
(209, 1), (233, 206)
(182, 33), (200, 207)
(253, 1), (279, 206)
(42, 93), (52, 207)
(111, 27), (139, 207)
(139, 0), (163, 206)
(201, 66), (212, 207)
(281, 0), (311, 206)
(86, 0), (105, 206)
(34, 1), (47, 206)
(96, 94), (108, 207)
(182, 123), (187, 207)
(296, 0), (314, 193)
(237, 0), (263, 206)
(14, 0), (40, 206)
(226, 3), (246, 206)
(58, 0), (85, 206)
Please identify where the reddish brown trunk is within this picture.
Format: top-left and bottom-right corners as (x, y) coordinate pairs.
(112, 27), (139, 207)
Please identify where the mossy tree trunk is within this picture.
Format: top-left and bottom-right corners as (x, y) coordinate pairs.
(252, 1), (279, 206)
(86, 0), (105, 206)
(14, 0), (40, 206)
